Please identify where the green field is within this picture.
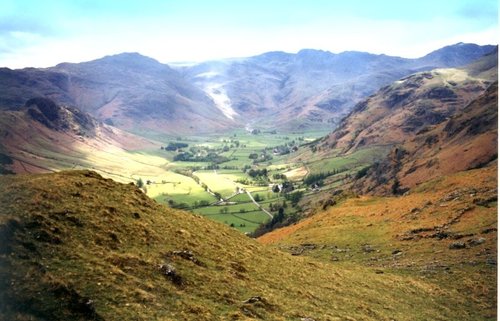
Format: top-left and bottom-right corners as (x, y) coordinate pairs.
(193, 202), (271, 233)
(307, 146), (390, 174)
(39, 128), (386, 234)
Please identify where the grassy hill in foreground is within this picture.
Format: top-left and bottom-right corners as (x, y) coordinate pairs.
(0, 170), (495, 320)
(259, 164), (497, 320)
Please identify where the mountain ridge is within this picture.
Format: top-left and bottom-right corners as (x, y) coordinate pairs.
(0, 43), (495, 134)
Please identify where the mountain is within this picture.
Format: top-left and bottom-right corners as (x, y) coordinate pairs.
(0, 53), (234, 135)
(0, 44), (495, 134)
(354, 81), (497, 195)
(258, 164), (497, 320)
(315, 48), (497, 194)
(0, 97), (161, 181)
(0, 169), (495, 320)
(181, 43), (495, 130)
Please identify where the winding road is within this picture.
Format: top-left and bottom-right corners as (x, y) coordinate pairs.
(194, 169), (274, 219)
(244, 189), (273, 219)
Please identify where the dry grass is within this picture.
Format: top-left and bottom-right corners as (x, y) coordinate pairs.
(259, 165), (497, 320)
(0, 169), (495, 320)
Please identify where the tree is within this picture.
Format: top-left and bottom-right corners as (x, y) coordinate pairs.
(136, 178), (144, 188)
(285, 190), (303, 206)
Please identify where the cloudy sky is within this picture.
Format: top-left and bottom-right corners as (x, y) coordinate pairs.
(0, 0), (497, 68)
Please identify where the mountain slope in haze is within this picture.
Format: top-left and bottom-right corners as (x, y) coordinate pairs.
(0, 97), (164, 181)
(314, 49), (497, 194)
(182, 43), (495, 130)
(0, 44), (494, 134)
(259, 165), (497, 320)
(0, 53), (234, 135)
(0, 170), (495, 320)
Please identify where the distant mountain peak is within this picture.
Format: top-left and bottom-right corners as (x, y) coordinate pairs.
(420, 42), (496, 66)
(94, 52), (163, 66)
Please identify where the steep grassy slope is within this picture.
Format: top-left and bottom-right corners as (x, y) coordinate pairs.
(0, 98), (164, 182)
(353, 81), (497, 194)
(322, 50), (497, 154)
(260, 165), (497, 320)
(0, 170), (494, 320)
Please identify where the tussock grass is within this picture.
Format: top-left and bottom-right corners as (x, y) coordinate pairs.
(0, 170), (492, 320)
(260, 165), (498, 320)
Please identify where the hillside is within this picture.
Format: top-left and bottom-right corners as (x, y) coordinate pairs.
(353, 81), (497, 194)
(0, 44), (494, 134)
(259, 164), (497, 320)
(0, 170), (496, 320)
(0, 97), (164, 182)
(305, 49), (498, 194)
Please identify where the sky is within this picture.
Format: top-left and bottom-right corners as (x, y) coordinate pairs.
(0, 0), (498, 68)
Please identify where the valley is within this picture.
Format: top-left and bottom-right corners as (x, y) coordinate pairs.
(0, 43), (497, 320)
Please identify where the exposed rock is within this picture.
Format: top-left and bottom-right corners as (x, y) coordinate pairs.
(448, 242), (466, 250)
(243, 296), (265, 304)
(165, 250), (206, 267)
(362, 244), (375, 253)
(288, 243), (317, 255)
(486, 257), (497, 265)
(481, 227), (497, 234)
(467, 238), (486, 247)
(300, 243), (317, 250)
(473, 196), (498, 207)
(158, 263), (183, 286)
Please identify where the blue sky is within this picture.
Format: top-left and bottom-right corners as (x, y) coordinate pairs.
(0, 0), (497, 68)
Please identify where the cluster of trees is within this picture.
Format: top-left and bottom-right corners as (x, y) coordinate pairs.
(248, 152), (273, 164)
(268, 200), (287, 212)
(167, 199), (189, 210)
(284, 190), (304, 207)
(173, 152), (230, 164)
(355, 165), (371, 179)
(247, 168), (268, 178)
(251, 207), (299, 238)
(161, 142), (189, 151)
(221, 138), (241, 148)
(272, 173), (287, 180)
(253, 193), (263, 202)
(266, 140), (301, 155)
(193, 200), (211, 208)
(303, 168), (346, 186)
